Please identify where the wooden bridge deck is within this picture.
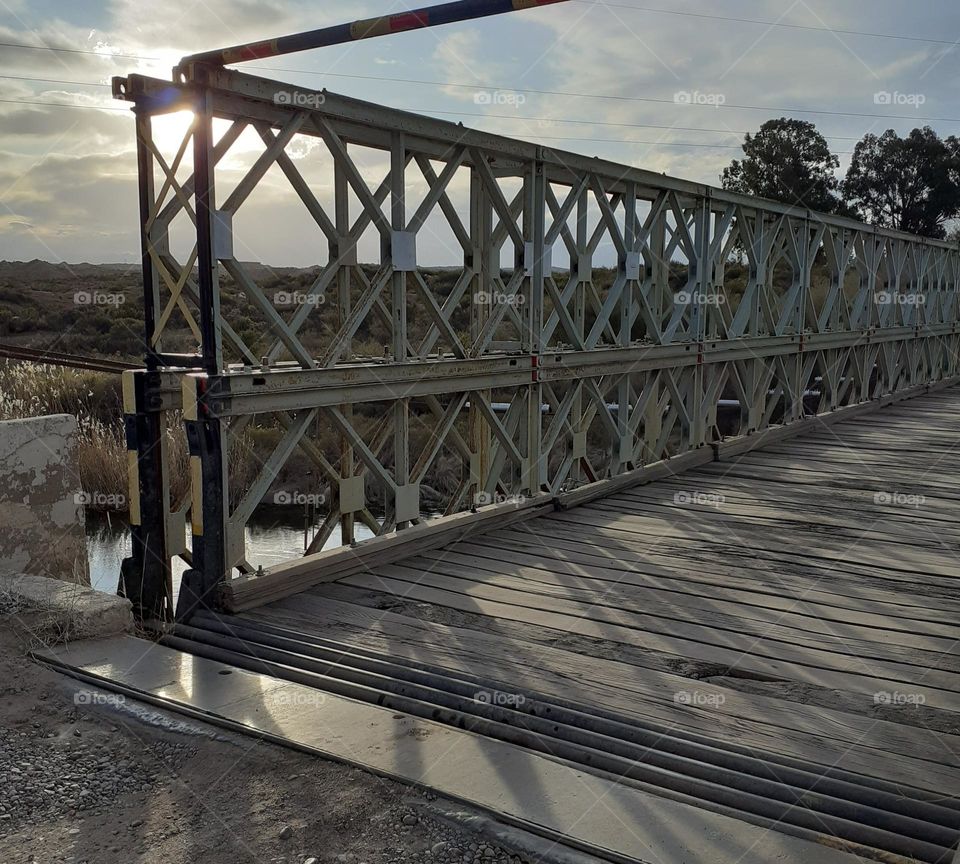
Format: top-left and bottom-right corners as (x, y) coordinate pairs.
(242, 388), (960, 800)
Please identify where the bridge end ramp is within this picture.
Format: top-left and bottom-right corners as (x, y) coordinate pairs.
(35, 634), (884, 864)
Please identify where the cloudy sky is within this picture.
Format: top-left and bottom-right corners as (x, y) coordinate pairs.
(1, 0), (958, 265)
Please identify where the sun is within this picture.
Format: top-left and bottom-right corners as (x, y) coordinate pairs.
(148, 110), (197, 162)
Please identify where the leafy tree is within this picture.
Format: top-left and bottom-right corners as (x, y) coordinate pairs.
(842, 127), (960, 238)
(721, 118), (842, 213)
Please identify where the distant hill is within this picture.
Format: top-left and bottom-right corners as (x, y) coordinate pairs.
(0, 257), (843, 365)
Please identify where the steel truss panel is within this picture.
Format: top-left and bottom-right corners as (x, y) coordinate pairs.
(113, 68), (960, 618)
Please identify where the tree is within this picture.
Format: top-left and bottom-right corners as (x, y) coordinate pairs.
(842, 127), (960, 239)
(721, 118), (842, 213)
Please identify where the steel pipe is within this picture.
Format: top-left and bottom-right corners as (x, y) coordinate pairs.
(180, 0), (569, 68)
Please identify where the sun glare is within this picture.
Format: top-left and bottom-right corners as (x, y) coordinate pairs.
(150, 109), (197, 159)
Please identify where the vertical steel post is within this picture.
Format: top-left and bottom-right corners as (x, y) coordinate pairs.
(178, 85), (228, 619)
(523, 155), (546, 494)
(119, 107), (172, 620)
(571, 188), (588, 482)
(642, 199), (666, 461)
(334, 163), (356, 544)
(390, 132), (411, 527)
(615, 183), (637, 472)
(120, 371), (172, 619)
(469, 167), (492, 501)
(789, 218), (810, 421)
(689, 196), (711, 447)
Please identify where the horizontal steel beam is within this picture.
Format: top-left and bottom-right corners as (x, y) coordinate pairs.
(115, 69), (960, 248)
(180, 325), (958, 416)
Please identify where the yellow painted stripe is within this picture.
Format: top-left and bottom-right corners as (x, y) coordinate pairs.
(126, 450), (141, 526)
(121, 369), (137, 413)
(351, 16), (393, 39)
(190, 455), (204, 536)
(182, 376), (198, 421)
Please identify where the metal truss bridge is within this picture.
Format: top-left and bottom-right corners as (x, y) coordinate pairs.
(53, 3), (960, 861)
(113, 58), (960, 620)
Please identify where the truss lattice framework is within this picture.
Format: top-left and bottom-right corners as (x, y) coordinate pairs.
(113, 67), (960, 618)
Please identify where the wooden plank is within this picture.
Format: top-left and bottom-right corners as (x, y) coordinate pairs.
(618, 480), (960, 528)
(425, 542), (960, 642)
(478, 529), (960, 623)
(552, 447), (714, 510)
(243, 595), (960, 794)
(408, 550), (959, 662)
(588, 497), (960, 547)
(548, 509), (960, 580)
(355, 560), (960, 679)
(338, 569), (960, 708)
(524, 517), (960, 599)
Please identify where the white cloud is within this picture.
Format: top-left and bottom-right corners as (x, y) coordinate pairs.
(1, 0), (959, 263)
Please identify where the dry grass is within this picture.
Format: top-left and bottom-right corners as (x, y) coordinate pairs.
(76, 419), (128, 508)
(0, 361), (121, 422)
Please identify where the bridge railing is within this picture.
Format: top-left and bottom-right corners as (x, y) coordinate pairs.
(113, 66), (960, 616)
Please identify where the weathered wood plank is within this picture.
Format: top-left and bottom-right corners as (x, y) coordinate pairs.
(472, 530), (960, 624)
(338, 569), (960, 708)
(241, 595), (960, 794)
(420, 543), (960, 645)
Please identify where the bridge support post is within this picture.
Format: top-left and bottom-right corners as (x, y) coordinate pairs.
(469, 167), (492, 501)
(523, 154), (546, 494)
(177, 87), (229, 619)
(179, 377), (228, 619)
(334, 161), (356, 545)
(118, 106), (175, 621)
(120, 370), (173, 620)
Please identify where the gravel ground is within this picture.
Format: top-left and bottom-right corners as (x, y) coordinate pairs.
(0, 609), (545, 864)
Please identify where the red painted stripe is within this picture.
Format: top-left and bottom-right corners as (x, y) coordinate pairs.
(389, 11), (430, 32)
(236, 41), (277, 61)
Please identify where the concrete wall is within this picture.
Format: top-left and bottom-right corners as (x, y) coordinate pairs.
(0, 414), (88, 584)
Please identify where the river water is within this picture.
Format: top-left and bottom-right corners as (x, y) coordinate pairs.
(85, 511), (375, 598)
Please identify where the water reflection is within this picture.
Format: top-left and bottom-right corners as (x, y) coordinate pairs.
(85, 510), (376, 599)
